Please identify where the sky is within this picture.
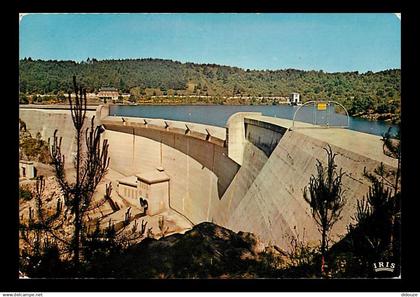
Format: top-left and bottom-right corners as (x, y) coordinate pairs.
(19, 13), (401, 73)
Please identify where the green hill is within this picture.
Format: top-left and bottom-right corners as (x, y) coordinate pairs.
(19, 58), (400, 120)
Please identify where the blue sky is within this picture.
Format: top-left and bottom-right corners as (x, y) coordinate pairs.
(19, 13), (400, 73)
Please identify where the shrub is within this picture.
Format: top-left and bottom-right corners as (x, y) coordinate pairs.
(19, 186), (33, 201)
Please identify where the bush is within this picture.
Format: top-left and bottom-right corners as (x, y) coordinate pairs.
(20, 136), (51, 163)
(19, 186), (33, 201)
(19, 93), (29, 104)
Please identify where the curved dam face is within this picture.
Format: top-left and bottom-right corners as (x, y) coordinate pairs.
(20, 105), (398, 251)
(19, 108), (98, 169)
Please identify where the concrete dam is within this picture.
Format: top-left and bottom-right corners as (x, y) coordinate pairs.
(19, 105), (397, 250)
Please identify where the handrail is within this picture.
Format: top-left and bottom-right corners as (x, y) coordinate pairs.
(292, 100), (350, 129)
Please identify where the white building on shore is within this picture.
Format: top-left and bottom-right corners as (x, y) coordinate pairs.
(288, 92), (300, 105)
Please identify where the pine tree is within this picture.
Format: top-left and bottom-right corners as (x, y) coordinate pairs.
(19, 176), (67, 276)
(303, 144), (346, 277)
(49, 76), (110, 269)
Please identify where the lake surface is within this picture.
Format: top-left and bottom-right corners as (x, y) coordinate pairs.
(109, 104), (397, 136)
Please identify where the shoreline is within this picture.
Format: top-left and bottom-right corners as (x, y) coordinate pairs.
(19, 103), (399, 125)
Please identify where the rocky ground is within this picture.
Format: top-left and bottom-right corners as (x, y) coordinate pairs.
(18, 164), (323, 279)
(20, 173), (295, 278)
(80, 221), (292, 279)
(19, 165), (194, 264)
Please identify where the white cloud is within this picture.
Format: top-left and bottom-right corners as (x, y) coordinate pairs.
(394, 13), (401, 20)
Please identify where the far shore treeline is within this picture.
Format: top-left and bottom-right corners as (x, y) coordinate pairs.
(19, 58), (400, 122)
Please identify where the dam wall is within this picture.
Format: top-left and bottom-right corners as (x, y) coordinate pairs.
(19, 105), (398, 251)
(224, 128), (397, 248)
(100, 116), (240, 224)
(244, 117), (287, 157)
(19, 109), (97, 168)
(209, 141), (269, 225)
(220, 114), (397, 248)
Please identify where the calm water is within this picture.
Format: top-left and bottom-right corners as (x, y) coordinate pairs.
(110, 105), (397, 136)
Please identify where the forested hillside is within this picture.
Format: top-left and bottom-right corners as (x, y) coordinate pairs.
(19, 58), (400, 121)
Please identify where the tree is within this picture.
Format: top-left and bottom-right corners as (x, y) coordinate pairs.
(19, 126), (51, 163)
(57, 91), (67, 102)
(333, 126), (401, 277)
(369, 126), (401, 257)
(303, 144), (346, 276)
(347, 173), (397, 275)
(49, 75), (110, 269)
(360, 126), (401, 261)
(382, 126), (401, 260)
(128, 95), (137, 103)
(19, 176), (67, 277)
(19, 59), (400, 119)
(130, 86), (141, 97)
(382, 126), (401, 194)
(119, 78), (126, 92)
(19, 93), (29, 104)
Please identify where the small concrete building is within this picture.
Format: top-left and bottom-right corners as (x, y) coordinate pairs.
(136, 168), (170, 216)
(116, 168), (170, 216)
(19, 160), (36, 179)
(117, 175), (139, 205)
(97, 87), (119, 103)
(289, 92), (300, 105)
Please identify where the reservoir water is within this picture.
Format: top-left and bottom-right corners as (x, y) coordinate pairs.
(110, 104), (398, 136)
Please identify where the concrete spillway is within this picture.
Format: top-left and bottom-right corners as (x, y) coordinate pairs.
(19, 105), (398, 251)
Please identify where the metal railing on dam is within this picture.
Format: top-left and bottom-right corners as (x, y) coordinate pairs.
(100, 116), (227, 148)
(20, 104), (98, 111)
